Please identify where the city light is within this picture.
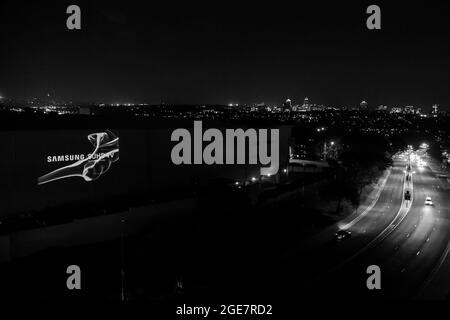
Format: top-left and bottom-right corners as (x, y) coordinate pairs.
(0, 0), (449, 303)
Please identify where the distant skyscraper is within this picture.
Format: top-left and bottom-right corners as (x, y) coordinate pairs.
(432, 104), (439, 117)
(283, 98), (292, 111)
(302, 97), (311, 111)
(360, 100), (368, 110)
(404, 106), (415, 114)
(390, 107), (402, 114)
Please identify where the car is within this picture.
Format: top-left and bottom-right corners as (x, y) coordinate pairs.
(425, 197), (433, 206)
(335, 230), (351, 241)
(405, 190), (411, 200)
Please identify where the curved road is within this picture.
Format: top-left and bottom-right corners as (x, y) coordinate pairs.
(249, 159), (407, 298)
(304, 160), (450, 299)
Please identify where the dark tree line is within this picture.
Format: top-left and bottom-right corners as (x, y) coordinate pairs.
(332, 133), (394, 213)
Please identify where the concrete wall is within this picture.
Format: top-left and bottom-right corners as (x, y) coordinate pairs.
(0, 198), (196, 262)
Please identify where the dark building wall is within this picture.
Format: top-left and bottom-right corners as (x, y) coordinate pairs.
(0, 124), (291, 218)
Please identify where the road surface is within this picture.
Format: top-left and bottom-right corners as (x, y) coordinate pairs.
(242, 156), (450, 300)
(303, 159), (450, 299)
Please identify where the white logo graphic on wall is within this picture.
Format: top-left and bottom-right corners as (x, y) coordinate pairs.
(38, 130), (119, 185)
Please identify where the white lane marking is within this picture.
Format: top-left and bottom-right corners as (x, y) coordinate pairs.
(330, 169), (413, 272)
(419, 235), (450, 296)
(339, 169), (392, 230)
(416, 162), (450, 297)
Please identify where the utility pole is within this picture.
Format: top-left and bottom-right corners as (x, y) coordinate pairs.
(121, 218), (127, 301)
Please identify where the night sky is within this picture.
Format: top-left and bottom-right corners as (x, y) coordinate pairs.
(0, 1), (449, 109)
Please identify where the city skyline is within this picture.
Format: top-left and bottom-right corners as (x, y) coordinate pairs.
(0, 92), (445, 115)
(2, 1), (450, 305)
(0, 1), (449, 108)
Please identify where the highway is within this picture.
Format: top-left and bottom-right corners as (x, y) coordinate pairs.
(2, 149), (448, 300)
(248, 159), (407, 298)
(296, 159), (408, 279)
(303, 155), (450, 299)
(246, 152), (450, 300)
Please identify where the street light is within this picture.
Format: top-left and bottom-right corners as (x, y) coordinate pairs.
(121, 218), (128, 301)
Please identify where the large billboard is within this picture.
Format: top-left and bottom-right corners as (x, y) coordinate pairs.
(38, 130), (119, 185)
(1, 129), (131, 217)
(0, 124), (291, 218)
